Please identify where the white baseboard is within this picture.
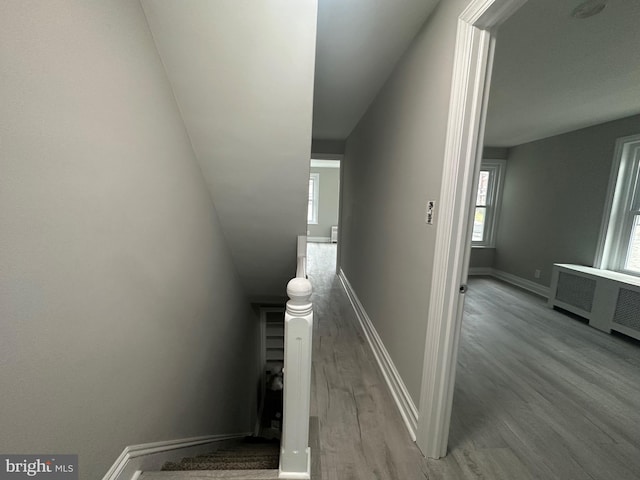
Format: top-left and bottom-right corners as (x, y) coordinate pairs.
(468, 267), (550, 299)
(102, 432), (251, 480)
(307, 236), (331, 243)
(337, 270), (418, 441)
(468, 267), (492, 276)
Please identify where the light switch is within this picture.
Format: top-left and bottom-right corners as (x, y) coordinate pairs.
(426, 201), (435, 225)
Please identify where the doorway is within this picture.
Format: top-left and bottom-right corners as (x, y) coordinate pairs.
(421, 0), (640, 467)
(307, 158), (341, 273)
(417, 0), (527, 458)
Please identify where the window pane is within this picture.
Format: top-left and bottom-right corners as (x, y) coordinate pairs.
(625, 215), (640, 272)
(476, 171), (490, 206)
(472, 207), (486, 242)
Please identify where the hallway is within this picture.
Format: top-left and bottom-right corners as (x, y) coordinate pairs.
(307, 242), (430, 479)
(307, 243), (640, 479)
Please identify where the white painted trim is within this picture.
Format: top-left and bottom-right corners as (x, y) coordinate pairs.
(467, 267), (492, 276)
(467, 268), (550, 298)
(491, 269), (550, 298)
(338, 270), (418, 440)
(594, 134), (640, 270)
(310, 153), (344, 161)
(472, 160), (506, 248)
(417, 0), (527, 460)
(101, 433), (250, 480)
(310, 159), (340, 168)
(307, 236), (331, 243)
(308, 173), (320, 225)
(336, 157), (345, 275)
(281, 278), (313, 477)
(278, 447), (310, 480)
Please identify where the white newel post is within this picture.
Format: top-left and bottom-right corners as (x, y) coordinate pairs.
(279, 276), (313, 479)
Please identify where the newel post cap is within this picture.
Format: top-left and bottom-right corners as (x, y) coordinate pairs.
(287, 277), (312, 303)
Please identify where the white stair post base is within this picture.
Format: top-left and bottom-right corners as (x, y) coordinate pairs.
(278, 447), (310, 479)
(279, 277), (313, 479)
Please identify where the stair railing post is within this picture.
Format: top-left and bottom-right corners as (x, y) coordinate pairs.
(279, 276), (313, 479)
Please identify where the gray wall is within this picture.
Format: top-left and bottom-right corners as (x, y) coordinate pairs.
(311, 139), (346, 155)
(0, 2), (259, 478)
(494, 114), (640, 287)
(340, 0), (471, 404)
(142, 1), (318, 301)
(308, 167), (340, 239)
(470, 248), (496, 269)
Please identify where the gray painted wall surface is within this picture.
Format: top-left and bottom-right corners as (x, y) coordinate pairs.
(340, 0), (471, 404)
(494, 114), (640, 287)
(142, 1), (318, 302)
(308, 167), (340, 239)
(0, 2), (259, 478)
(483, 146), (509, 160)
(470, 249), (496, 269)
(311, 139), (346, 155)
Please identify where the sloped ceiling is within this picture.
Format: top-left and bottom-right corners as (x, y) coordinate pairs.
(485, 0), (640, 147)
(312, 0), (440, 140)
(141, 0), (317, 301)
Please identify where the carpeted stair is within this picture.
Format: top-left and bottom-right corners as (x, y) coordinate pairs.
(161, 439), (279, 471)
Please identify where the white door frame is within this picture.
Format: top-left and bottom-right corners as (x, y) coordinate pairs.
(416, 0), (528, 458)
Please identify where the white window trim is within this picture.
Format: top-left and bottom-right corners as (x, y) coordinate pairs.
(308, 173), (319, 225)
(595, 133), (640, 275)
(472, 159), (506, 248)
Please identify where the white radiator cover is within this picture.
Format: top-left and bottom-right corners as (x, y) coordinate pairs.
(549, 264), (640, 340)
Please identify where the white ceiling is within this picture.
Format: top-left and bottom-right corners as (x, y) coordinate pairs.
(485, 0), (640, 147)
(312, 0), (440, 140)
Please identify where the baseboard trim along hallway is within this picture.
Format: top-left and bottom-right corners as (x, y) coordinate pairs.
(102, 432), (252, 480)
(338, 269), (419, 441)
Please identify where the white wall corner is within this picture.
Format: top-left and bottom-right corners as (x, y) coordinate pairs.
(101, 432), (251, 480)
(337, 270), (419, 440)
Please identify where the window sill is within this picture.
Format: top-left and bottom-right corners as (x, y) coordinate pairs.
(471, 245), (496, 249)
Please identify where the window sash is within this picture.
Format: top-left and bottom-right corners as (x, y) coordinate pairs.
(599, 139), (640, 276)
(624, 214), (640, 273)
(472, 161), (504, 247)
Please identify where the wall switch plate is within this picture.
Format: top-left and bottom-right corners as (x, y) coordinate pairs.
(534, 269), (541, 279)
(426, 201), (435, 225)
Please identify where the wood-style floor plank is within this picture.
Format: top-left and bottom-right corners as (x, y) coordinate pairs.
(307, 243), (640, 479)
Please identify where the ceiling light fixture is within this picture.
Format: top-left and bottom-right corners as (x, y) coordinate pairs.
(571, 0), (607, 19)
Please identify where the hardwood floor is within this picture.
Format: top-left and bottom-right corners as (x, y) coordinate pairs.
(307, 242), (640, 479)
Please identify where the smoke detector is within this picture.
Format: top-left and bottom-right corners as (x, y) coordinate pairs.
(572, 0), (607, 19)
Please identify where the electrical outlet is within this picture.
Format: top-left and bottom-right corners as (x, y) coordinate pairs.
(534, 269), (541, 279)
(426, 201), (435, 225)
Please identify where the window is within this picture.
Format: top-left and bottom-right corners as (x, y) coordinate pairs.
(308, 173), (319, 224)
(472, 160), (505, 247)
(598, 135), (640, 275)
